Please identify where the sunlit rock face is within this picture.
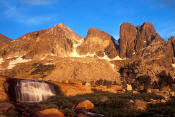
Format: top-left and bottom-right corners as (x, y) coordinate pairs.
(0, 33), (11, 48)
(119, 22), (159, 58)
(77, 28), (119, 59)
(0, 24), (82, 60)
(6, 78), (57, 103)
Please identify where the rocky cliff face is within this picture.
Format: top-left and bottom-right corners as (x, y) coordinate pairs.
(119, 22), (160, 58)
(168, 36), (175, 63)
(0, 22), (175, 92)
(77, 28), (119, 59)
(0, 33), (11, 48)
(0, 24), (82, 60)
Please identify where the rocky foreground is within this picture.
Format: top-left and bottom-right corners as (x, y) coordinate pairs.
(0, 22), (175, 116)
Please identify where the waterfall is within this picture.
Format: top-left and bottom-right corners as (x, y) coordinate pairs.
(15, 80), (56, 103)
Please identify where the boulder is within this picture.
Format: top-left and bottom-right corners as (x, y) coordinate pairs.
(76, 100), (94, 110)
(127, 84), (132, 91)
(133, 100), (147, 110)
(34, 108), (65, 117)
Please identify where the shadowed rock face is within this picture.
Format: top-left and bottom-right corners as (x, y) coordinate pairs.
(77, 28), (119, 59)
(168, 36), (175, 57)
(119, 22), (159, 58)
(138, 37), (173, 67)
(0, 24), (82, 59)
(0, 33), (11, 48)
(119, 23), (137, 58)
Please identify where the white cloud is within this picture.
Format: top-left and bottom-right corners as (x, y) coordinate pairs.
(20, 0), (56, 5)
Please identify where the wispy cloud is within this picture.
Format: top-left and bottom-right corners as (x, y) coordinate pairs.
(20, 0), (56, 5)
(1, 0), (57, 25)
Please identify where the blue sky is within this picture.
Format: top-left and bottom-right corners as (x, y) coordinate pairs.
(0, 0), (175, 40)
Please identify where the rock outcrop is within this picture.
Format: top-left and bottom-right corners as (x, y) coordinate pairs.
(119, 22), (160, 58)
(0, 24), (82, 59)
(77, 28), (119, 59)
(0, 76), (7, 101)
(76, 100), (94, 110)
(0, 33), (11, 48)
(119, 23), (137, 58)
(168, 36), (175, 63)
(34, 108), (65, 117)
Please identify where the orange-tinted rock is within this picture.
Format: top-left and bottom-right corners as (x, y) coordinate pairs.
(0, 24), (82, 59)
(35, 108), (65, 117)
(135, 22), (157, 52)
(0, 33), (11, 48)
(168, 36), (175, 58)
(120, 23), (137, 58)
(119, 22), (160, 58)
(0, 77), (7, 101)
(133, 100), (147, 110)
(51, 81), (93, 96)
(46, 57), (121, 83)
(77, 28), (119, 58)
(76, 100), (94, 110)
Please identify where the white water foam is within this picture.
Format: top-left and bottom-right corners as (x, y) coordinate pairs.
(0, 58), (4, 64)
(172, 64), (175, 68)
(19, 80), (56, 103)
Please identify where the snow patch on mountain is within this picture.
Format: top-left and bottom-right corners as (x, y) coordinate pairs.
(8, 57), (32, 69)
(172, 64), (175, 68)
(0, 58), (4, 64)
(70, 39), (123, 61)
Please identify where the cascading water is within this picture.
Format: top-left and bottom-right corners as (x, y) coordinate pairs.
(6, 78), (57, 103)
(17, 80), (56, 103)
